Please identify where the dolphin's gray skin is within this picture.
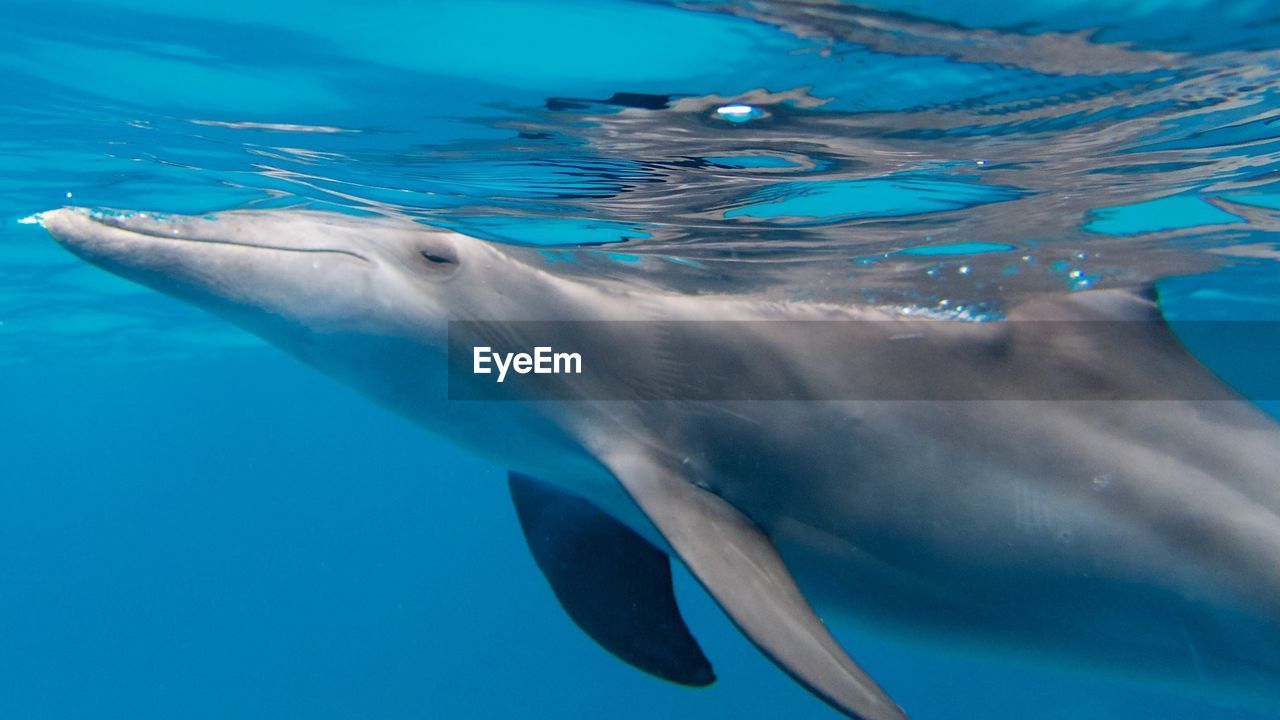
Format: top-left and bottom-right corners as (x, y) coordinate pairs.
(40, 207), (1280, 719)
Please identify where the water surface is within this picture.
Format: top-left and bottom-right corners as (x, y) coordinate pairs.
(2, 0), (1279, 717)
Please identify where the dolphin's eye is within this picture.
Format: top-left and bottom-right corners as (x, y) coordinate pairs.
(419, 249), (458, 266)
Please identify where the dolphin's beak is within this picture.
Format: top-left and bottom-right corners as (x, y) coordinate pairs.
(38, 207), (174, 272)
(37, 207), (103, 250)
(40, 206), (165, 240)
(39, 206), (371, 263)
(39, 206), (213, 265)
(36, 206), (384, 343)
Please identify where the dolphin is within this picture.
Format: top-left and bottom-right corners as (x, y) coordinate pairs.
(38, 207), (1280, 719)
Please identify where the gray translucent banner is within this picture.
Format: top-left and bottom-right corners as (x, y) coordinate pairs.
(446, 320), (1280, 401)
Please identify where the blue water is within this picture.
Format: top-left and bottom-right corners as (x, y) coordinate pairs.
(2, 0), (1280, 718)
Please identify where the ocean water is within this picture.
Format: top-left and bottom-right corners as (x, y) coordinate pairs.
(2, 0), (1280, 718)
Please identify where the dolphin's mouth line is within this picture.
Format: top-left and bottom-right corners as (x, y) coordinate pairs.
(85, 212), (372, 263)
(158, 235), (372, 263)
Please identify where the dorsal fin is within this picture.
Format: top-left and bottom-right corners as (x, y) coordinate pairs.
(1008, 285), (1160, 322)
(1003, 285), (1244, 402)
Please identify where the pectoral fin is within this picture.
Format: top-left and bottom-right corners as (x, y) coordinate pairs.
(604, 452), (908, 720)
(508, 472), (714, 686)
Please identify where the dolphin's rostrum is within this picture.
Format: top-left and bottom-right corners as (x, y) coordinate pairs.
(40, 207), (1280, 719)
